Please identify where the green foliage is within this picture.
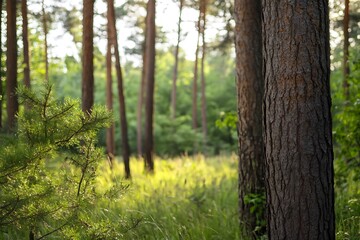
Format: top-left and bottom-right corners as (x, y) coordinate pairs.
(333, 59), (360, 186)
(243, 192), (266, 236)
(0, 85), (128, 239)
(111, 155), (242, 240)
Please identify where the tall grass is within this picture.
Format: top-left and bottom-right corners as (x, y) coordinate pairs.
(97, 155), (242, 240)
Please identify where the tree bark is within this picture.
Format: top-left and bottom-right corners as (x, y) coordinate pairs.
(106, 1), (115, 162)
(108, 0), (131, 178)
(144, 0), (156, 173)
(22, 0), (31, 89)
(42, 0), (49, 83)
(234, 0), (264, 237)
(200, 0), (207, 148)
(82, 0), (94, 113)
(192, 7), (201, 130)
(170, 0), (184, 119)
(343, 0), (350, 100)
(263, 1), (335, 239)
(6, 0), (18, 131)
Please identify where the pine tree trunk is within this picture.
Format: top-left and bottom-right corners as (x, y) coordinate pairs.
(170, 0), (184, 119)
(192, 9), (201, 130)
(200, 0), (207, 149)
(82, 0), (94, 113)
(263, 1), (335, 239)
(234, 0), (264, 237)
(42, 0), (49, 83)
(6, 0), (18, 131)
(106, 3), (115, 162)
(108, 0), (131, 178)
(343, 0), (350, 100)
(144, 0), (156, 173)
(22, 0), (31, 89)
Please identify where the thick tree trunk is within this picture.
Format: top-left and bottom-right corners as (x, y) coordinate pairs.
(234, 0), (264, 237)
(200, 0), (207, 148)
(192, 10), (201, 130)
(108, 0), (131, 178)
(6, 0), (18, 131)
(343, 0), (350, 100)
(263, 1), (335, 239)
(42, 0), (49, 83)
(144, 0), (156, 173)
(106, 3), (115, 162)
(82, 0), (94, 113)
(170, 0), (184, 119)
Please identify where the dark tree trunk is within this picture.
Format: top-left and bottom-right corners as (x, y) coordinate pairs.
(263, 1), (335, 239)
(192, 8), (201, 130)
(106, 2), (115, 162)
(170, 0), (184, 119)
(144, 0), (156, 173)
(343, 0), (350, 100)
(108, 0), (131, 178)
(234, 0), (264, 237)
(0, 0), (3, 128)
(6, 0), (18, 131)
(42, 0), (49, 83)
(200, 0), (207, 148)
(82, 0), (94, 113)
(22, 0), (31, 89)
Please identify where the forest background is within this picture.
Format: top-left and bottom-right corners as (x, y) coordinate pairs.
(0, 0), (359, 239)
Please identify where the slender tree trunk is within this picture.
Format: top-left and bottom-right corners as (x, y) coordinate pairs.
(106, 3), (115, 162)
(42, 0), (49, 83)
(108, 0), (131, 178)
(82, 0), (94, 113)
(343, 0), (350, 100)
(22, 0), (31, 89)
(263, 1), (335, 239)
(192, 10), (201, 130)
(144, 0), (156, 173)
(0, 0), (3, 128)
(200, 0), (207, 148)
(170, 0), (184, 119)
(6, 0), (18, 131)
(234, 0), (264, 237)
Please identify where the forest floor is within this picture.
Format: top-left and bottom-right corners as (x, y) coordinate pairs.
(95, 155), (359, 240)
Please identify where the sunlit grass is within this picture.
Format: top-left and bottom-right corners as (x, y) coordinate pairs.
(97, 154), (242, 240)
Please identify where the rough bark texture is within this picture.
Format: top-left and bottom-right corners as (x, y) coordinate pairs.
(108, 0), (131, 178)
(42, 0), (49, 83)
(22, 0), (31, 89)
(343, 0), (350, 100)
(82, 0), (94, 113)
(262, 1), (335, 239)
(200, 0), (207, 147)
(170, 0), (183, 119)
(192, 14), (201, 130)
(106, 2), (115, 161)
(234, 0), (264, 237)
(6, 0), (18, 130)
(144, 0), (156, 173)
